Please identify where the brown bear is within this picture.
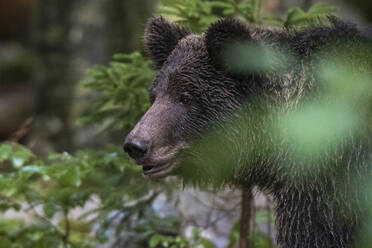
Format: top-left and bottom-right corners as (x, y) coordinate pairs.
(124, 16), (372, 248)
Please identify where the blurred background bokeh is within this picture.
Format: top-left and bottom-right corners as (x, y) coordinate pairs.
(0, 0), (372, 247)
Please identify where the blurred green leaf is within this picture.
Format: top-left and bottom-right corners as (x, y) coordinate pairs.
(150, 234), (163, 248)
(284, 3), (338, 28)
(226, 220), (240, 248)
(80, 52), (155, 130)
(279, 102), (358, 158)
(61, 166), (81, 187)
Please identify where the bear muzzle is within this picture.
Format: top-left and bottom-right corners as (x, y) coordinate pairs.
(123, 137), (149, 160)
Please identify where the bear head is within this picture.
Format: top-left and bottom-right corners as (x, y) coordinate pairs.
(124, 16), (266, 178)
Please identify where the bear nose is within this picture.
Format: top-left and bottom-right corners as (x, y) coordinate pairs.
(123, 137), (149, 160)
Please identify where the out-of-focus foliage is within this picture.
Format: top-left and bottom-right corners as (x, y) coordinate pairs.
(0, 142), (178, 247)
(0, 0), (346, 247)
(149, 228), (214, 248)
(158, 0), (337, 32)
(80, 52), (155, 130)
(179, 41), (372, 182)
(159, 0), (220, 33)
(222, 42), (294, 74)
(283, 3), (337, 28)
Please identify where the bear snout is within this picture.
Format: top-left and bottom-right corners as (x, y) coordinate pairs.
(123, 136), (149, 160)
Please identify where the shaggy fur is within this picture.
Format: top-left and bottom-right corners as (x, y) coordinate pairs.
(127, 16), (372, 248)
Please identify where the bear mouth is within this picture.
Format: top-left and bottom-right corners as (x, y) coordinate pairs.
(140, 161), (177, 178)
(133, 143), (187, 178)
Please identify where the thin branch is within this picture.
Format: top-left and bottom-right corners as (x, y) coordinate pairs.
(239, 187), (253, 248)
(31, 206), (65, 239)
(8, 117), (33, 142)
(62, 209), (71, 248)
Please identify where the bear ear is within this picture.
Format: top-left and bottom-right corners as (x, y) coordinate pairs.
(205, 19), (252, 74)
(145, 16), (190, 68)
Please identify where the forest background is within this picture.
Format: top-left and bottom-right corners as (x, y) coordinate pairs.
(1, 0), (372, 247)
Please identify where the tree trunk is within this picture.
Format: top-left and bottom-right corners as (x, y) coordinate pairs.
(343, 0), (372, 23)
(239, 187), (253, 248)
(32, 0), (78, 151)
(104, 0), (157, 55)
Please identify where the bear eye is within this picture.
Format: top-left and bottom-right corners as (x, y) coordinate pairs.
(180, 92), (192, 105)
